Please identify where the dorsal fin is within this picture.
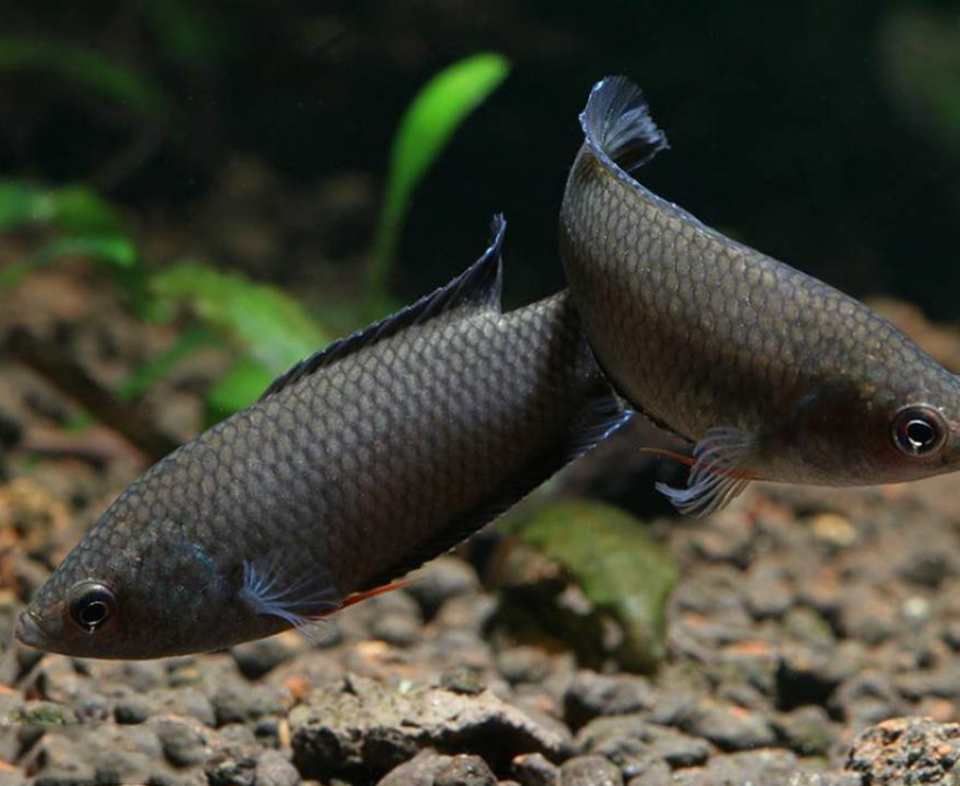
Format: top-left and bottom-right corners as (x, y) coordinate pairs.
(261, 215), (505, 400)
(581, 76), (669, 175)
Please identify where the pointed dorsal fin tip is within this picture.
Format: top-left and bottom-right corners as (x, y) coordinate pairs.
(581, 76), (669, 175)
(259, 215), (507, 401)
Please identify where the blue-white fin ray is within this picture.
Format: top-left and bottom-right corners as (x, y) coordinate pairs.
(656, 426), (758, 517)
(240, 558), (341, 634)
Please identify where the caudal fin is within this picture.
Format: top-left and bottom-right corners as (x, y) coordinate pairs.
(581, 76), (669, 174)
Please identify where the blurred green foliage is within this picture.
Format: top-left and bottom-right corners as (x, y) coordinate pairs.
(149, 262), (331, 417)
(369, 52), (510, 312)
(0, 36), (170, 119)
(880, 8), (960, 156)
(0, 181), (128, 236)
(116, 328), (214, 403)
(0, 179), (328, 417)
(0, 181), (136, 287)
(0, 52), (511, 418)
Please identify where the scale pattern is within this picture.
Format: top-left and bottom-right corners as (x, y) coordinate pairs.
(559, 78), (960, 488)
(26, 274), (623, 657)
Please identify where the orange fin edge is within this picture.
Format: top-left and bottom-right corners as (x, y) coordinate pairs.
(641, 446), (759, 480)
(337, 578), (415, 612)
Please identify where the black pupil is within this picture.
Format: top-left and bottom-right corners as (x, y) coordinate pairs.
(77, 595), (111, 627)
(906, 419), (935, 449)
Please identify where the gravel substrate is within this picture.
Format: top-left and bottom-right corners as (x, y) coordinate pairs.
(5, 462), (960, 785)
(4, 274), (960, 785)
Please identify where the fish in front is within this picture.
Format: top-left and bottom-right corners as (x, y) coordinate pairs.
(560, 76), (960, 516)
(16, 216), (629, 659)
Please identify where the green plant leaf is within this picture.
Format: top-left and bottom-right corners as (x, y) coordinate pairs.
(369, 52), (510, 305)
(205, 357), (274, 420)
(508, 500), (678, 672)
(0, 36), (170, 119)
(0, 180), (129, 236)
(39, 235), (136, 267)
(116, 328), (216, 402)
(48, 185), (129, 237)
(0, 234), (138, 288)
(0, 181), (50, 230)
(149, 262), (330, 375)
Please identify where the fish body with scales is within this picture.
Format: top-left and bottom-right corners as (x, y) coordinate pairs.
(16, 217), (628, 659)
(560, 77), (960, 515)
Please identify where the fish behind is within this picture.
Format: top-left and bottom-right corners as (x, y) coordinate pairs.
(560, 76), (960, 516)
(15, 216), (629, 659)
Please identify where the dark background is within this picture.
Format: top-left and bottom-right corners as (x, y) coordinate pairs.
(2, 0), (959, 318)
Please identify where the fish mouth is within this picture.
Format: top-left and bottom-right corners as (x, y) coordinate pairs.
(14, 608), (53, 650)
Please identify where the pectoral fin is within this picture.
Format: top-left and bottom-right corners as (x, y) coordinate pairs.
(654, 427), (759, 517)
(240, 558), (341, 636)
(240, 557), (414, 641)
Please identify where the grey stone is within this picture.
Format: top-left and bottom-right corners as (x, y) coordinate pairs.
(785, 775), (863, 786)
(370, 608), (422, 646)
(291, 674), (570, 777)
(114, 693), (155, 724)
(682, 699), (777, 751)
(377, 751), (455, 786)
(231, 636), (299, 680)
(31, 735), (96, 786)
(498, 647), (554, 686)
(559, 755), (623, 786)
(439, 665), (488, 696)
(205, 737), (258, 786)
(152, 686), (217, 727)
(32, 725), (171, 786)
(564, 671), (652, 729)
(775, 705), (833, 756)
(212, 683), (285, 726)
(156, 717), (213, 768)
(512, 752), (559, 786)
(671, 749), (800, 786)
(575, 715), (711, 770)
(0, 768), (28, 786)
(254, 749), (301, 786)
(435, 754), (497, 786)
(406, 556), (481, 617)
(625, 759), (671, 786)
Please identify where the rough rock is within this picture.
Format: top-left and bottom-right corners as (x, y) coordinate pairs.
(30, 725), (172, 786)
(407, 556), (482, 617)
(682, 699), (778, 751)
(511, 752), (559, 786)
(574, 715), (711, 773)
(671, 749), (800, 786)
(253, 749), (301, 786)
(434, 754), (497, 786)
(290, 674), (570, 778)
(558, 755), (623, 786)
(564, 671), (653, 729)
(846, 716), (960, 784)
(377, 751), (457, 786)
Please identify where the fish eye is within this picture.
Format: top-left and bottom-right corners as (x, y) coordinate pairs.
(891, 406), (947, 458)
(68, 582), (117, 633)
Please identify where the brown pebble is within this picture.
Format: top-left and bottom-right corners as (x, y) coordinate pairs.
(559, 755), (623, 786)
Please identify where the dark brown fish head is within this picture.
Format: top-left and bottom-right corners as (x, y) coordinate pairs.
(776, 366), (960, 486)
(15, 503), (274, 659)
